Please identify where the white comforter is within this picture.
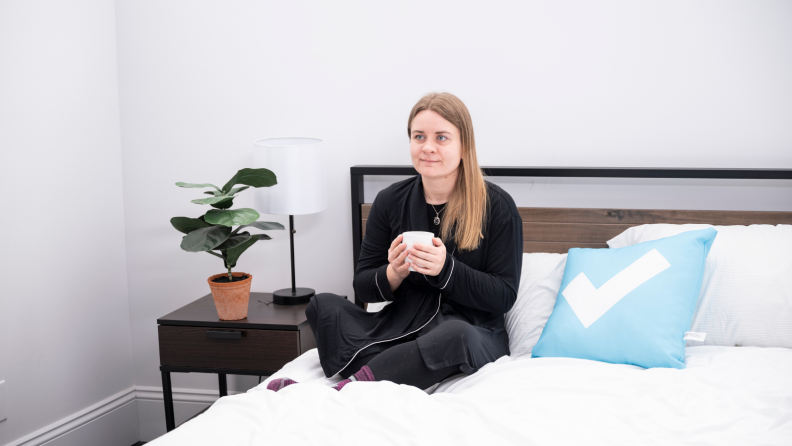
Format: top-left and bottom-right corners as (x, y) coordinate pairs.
(149, 346), (792, 446)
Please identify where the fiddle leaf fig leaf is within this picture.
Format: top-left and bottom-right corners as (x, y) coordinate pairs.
(171, 217), (211, 234)
(204, 208), (260, 227)
(191, 196), (235, 205)
(221, 168), (276, 193)
(210, 198), (234, 210)
(256, 234), (272, 240)
(176, 182), (221, 191)
(214, 233), (252, 250)
(224, 235), (259, 268)
(234, 221), (285, 235)
(180, 226), (231, 252)
(203, 190), (222, 196)
(246, 221), (285, 231)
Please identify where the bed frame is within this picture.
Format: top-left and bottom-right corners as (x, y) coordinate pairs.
(350, 166), (792, 308)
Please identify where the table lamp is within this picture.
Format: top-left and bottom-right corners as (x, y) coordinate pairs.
(253, 137), (327, 305)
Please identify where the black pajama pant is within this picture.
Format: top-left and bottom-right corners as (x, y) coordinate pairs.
(340, 336), (462, 390)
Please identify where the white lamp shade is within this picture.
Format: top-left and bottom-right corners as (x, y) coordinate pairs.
(253, 137), (327, 215)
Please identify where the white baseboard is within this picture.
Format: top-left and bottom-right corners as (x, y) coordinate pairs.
(134, 385), (241, 404)
(40, 401), (139, 446)
(6, 387), (138, 446)
(3, 385), (249, 446)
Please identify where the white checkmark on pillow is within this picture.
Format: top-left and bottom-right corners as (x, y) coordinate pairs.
(563, 249), (671, 329)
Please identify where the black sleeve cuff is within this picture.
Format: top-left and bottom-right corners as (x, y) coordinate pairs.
(374, 264), (396, 301)
(424, 252), (455, 292)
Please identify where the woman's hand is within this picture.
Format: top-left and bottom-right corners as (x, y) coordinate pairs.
(408, 237), (447, 276)
(387, 234), (411, 282)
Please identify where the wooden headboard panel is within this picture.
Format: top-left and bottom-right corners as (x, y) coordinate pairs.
(362, 205), (792, 254)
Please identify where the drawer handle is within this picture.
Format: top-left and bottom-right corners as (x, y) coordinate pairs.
(206, 330), (242, 339)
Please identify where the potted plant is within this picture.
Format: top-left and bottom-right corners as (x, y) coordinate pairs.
(171, 168), (284, 320)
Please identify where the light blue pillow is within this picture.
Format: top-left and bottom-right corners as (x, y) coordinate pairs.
(531, 228), (718, 369)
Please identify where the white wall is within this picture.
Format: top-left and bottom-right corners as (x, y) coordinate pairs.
(0, 1), (137, 445)
(114, 2), (792, 427)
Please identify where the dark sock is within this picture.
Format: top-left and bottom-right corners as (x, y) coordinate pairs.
(266, 377), (298, 392)
(332, 365), (375, 391)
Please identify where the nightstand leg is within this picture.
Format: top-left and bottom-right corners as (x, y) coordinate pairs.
(161, 370), (175, 432)
(218, 373), (227, 397)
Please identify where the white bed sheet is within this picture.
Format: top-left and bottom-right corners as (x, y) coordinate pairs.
(149, 346), (792, 446)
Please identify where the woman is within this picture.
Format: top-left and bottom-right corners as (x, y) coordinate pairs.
(268, 92), (523, 392)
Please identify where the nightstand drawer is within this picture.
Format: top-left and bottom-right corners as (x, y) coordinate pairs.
(158, 325), (300, 372)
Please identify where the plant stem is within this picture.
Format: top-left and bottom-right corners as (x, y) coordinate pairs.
(230, 225), (244, 237)
(206, 251), (232, 281)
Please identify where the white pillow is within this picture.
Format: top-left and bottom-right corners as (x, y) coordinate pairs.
(504, 253), (567, 358)
(608, 224), (792, 349)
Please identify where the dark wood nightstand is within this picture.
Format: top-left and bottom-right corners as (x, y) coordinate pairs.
(157, 292), (337, 431)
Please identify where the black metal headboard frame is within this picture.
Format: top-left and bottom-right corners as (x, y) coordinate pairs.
(350, 165), (792, 307)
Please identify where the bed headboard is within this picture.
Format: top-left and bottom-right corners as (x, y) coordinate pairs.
(350, 166), (792, 307)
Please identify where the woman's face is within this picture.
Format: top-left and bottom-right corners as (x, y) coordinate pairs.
(409, 109), (462, 181)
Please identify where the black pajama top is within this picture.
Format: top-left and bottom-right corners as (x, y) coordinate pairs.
(305, 175), (523, 378)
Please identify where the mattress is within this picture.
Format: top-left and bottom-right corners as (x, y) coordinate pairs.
(149, 346), (792, 445)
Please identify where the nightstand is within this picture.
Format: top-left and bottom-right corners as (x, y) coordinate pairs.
(157, 292), (337, 431)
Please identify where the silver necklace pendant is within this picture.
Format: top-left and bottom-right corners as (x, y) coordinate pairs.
(430, 203), (443, 226)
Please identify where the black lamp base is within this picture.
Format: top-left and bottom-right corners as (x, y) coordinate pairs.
(273, 287), (315, 305)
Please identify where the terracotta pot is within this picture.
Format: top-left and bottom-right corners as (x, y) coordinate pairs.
(206, 272), (252, 320)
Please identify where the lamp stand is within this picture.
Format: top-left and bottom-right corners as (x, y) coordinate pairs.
(273, 215), (315, 305)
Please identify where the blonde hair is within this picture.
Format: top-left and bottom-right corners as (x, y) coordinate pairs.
(407, 92), (488, 251)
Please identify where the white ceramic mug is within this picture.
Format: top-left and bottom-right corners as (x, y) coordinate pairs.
(402, 231), (434, 272)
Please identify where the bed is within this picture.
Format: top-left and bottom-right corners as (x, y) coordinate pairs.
(149, 166), (792, 446)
